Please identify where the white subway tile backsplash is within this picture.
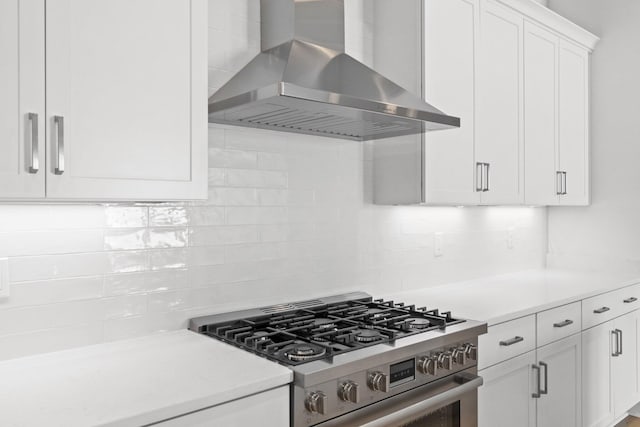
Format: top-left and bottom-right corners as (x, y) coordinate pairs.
(0, 0), (547, 361)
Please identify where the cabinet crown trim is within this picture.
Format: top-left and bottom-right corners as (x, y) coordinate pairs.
(495, 0), (600, 50)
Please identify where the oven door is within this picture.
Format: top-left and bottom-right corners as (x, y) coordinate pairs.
(318, 369), (482, 427)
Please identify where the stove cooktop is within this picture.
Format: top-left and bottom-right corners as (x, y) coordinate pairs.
(190, 293), (465, 366)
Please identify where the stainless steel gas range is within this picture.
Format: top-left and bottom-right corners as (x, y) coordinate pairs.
(189, 292), (487, 427)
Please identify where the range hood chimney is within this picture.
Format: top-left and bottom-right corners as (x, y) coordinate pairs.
(208, 0), (460, 141)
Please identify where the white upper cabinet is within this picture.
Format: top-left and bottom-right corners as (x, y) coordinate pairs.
(423, 0), (481, 205)
(524, 22), (560, 206)
(524, 20), (591, 206)
(0, 0), (46, 199)
(557, 39), (590, 205)
(477, 0), (524, 204)
(0, 0), (207, 202)
(373, 0), (597, 206)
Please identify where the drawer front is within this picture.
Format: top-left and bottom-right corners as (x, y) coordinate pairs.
(479, 315), (536, 370)
(537, 302), (582, 347)
(582, 291), (619, 329)
(611, 283), (640, 316)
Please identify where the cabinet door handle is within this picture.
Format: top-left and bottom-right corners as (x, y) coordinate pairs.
(593, 307), (610, 314)
(616, 329), (623, 355)
(499, 336), (524, 346)
(562, 172), (567, 195)
(53, 116), (65, 175)
(27, 113), (39, 173)
(556, 171), (562, 195)
(612, 330), (620, 357)
(532, 364), (541, 398)
(624, 297), (638, 304)
(484, 163), (490, 192)
(539, 361), (548, 395)
(553, 319), (574, 328)
(476, 162), (484, 192)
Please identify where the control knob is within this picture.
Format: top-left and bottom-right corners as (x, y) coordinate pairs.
(305, 391), (328, 415)
(464, 343), (478, 361)
(368, 371), (389, 392)
(437, 352), (454, 370)
(452, 347), (467, 365)
(417, 356), (438, 376)
(338, 381), (360, 403)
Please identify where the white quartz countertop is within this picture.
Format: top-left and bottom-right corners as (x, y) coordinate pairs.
(0, 330), (292, 427)
(382, 269), (640, 326)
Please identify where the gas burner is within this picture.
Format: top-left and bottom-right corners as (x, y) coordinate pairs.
(407, 318), (432, 329)
(250, 331), (271, 340)
(365, 308), (387, 319)
(354, 329), (385, 343)
(313, 318), (337, 330)
(283, 343), (327, 362)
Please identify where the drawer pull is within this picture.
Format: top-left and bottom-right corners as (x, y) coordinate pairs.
(553, 319), (574, 328)
(593, 307), (610, 314)
(499, 336), (524, 347)
(624, 297), (638, 304)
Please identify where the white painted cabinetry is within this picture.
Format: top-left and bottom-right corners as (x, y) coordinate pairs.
(478, 351), (537, 427)
(478, 312), (581, 427)
(476, 0), (524, 205)
(583, 310), (640, 427)
(373, 0), (597, 206)
(154, 386), (289, 427)
(0, 0), (207, 201)
(0, 0), (46, 199)
(524, 21), (590, 206)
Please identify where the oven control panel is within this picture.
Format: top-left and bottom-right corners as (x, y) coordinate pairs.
(294, 339), (478, 426)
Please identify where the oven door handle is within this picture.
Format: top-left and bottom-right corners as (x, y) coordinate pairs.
(358, 374), (484, 427)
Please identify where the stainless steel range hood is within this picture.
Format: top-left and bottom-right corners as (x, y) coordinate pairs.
(208, 0), (460, 142)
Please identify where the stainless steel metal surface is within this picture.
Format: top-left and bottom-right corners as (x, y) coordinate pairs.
(553, 319), (574, 328)
(612, 330), (620, 357)
(616, 328), (623, 355)
(316, 369), (481, 427)
(337, 381), (359, 404)
(27, 113), (39, 174)
(484, 163), (490, 192)
(532, 364), (541, 398)
(53, 116), (64, 175)
(539, 361), (548, 395)
(476, 162), (484, 192)
(208, 0), (460, 141)
(499, 336), (524, 347)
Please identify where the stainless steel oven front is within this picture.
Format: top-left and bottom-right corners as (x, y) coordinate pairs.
(313, 368), (481, 427)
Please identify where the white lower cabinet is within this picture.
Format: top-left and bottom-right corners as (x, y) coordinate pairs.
(478, 334), (581, 427)
(583, 310), (640, 427)
(479, 351), (537, 427)
(535, 334), (582, 427)
(154, 386), (289, 427)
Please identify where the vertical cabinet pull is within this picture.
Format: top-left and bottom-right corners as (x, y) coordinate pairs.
(616, 329), (623, 355)
(532, 364), (541, 398)
(562, 172), (567, 195)
(476, 162), (484, 192)
(539, 361), (549, 395)
(484, 163), (490, 192)
(27, 113), (39, 173)
(556, 171), (563, 195)
(53, 116), (65, 175)
(612, 330), (620, 357)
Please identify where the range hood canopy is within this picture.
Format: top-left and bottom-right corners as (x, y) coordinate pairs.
(208, 0), (460, 141)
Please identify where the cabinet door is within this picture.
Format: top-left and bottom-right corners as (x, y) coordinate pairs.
(0, 0), (46, 198)
(423, 0), (481, 205)
(612, 311), (640, 417)
(478, 351), (536, 427)
(536, 334), (582, 427)
(558, 40), (590, 206)
(524, 22), (559, 206)
(582, 322), (615, 427)
(477, 0), (524, 205)
(45, 0), (207, 201)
